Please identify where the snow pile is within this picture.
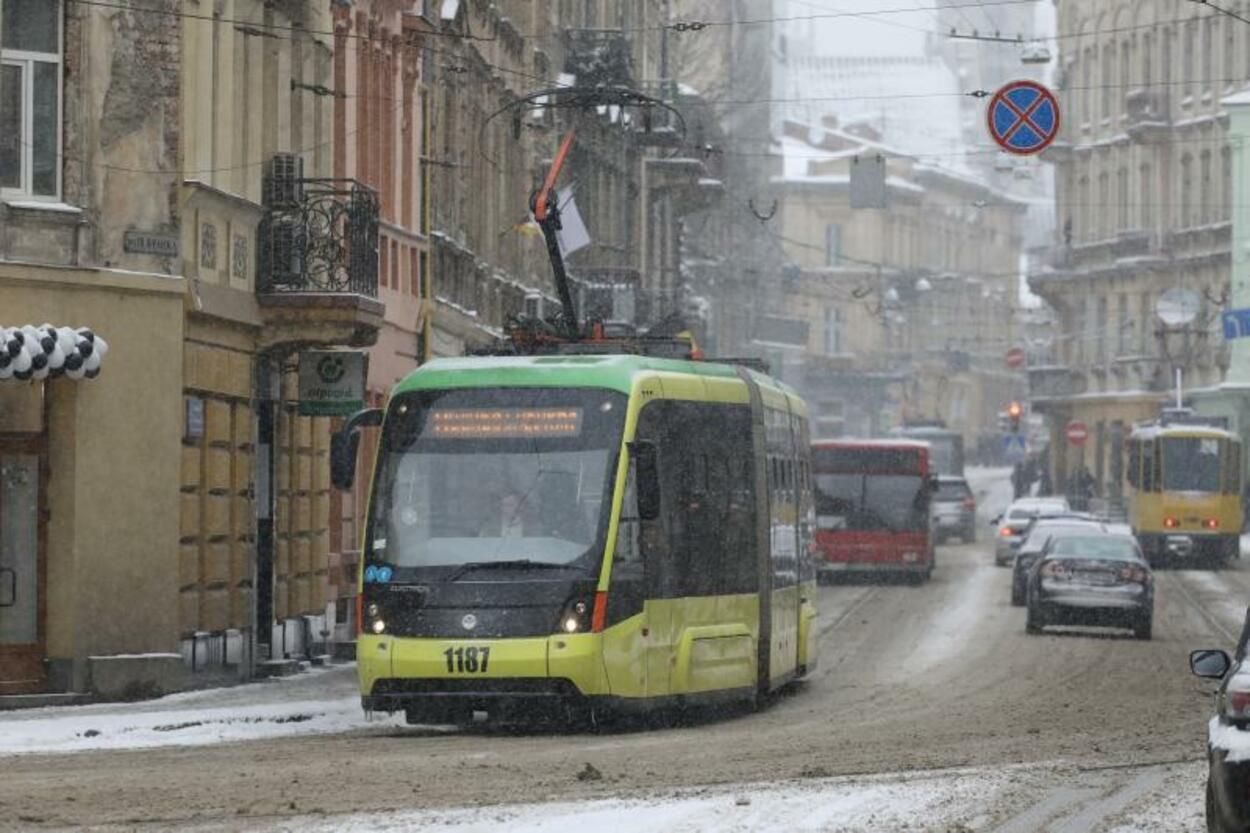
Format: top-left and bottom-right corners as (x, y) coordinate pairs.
(0, 695), (403, 756)
(260, 768), (1009, 833)
(1210, 716), (1250, 764)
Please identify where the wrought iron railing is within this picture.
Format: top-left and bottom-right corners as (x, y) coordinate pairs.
(258, 173), (379, 297)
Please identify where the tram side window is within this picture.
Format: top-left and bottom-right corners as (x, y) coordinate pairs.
(1224, 441), (1243, 495)
(1127, 440), (1140, 488)
(1141, 439), (1158, 492)
(636, 400), (756, 598)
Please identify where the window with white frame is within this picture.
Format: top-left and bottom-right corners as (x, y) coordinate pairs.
(0, 0), (61, 199)
(824, 306), (841, 355)
(824, 224), (841, 268)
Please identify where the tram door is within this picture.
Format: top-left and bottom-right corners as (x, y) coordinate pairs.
(0, 446), (44, 693)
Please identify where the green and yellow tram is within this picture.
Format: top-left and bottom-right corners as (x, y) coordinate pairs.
(333, 353), (818, 724)
(1126, 419), (1243, 566)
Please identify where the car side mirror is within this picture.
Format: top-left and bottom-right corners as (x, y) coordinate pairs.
(330, 407), (383, 491)
(1191, 649), (1232, 679)
(630, 440), (661, 521)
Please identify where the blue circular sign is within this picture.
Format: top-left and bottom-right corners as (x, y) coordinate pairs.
(364, 564), (379, 583)
(987, 80), (1060, 156)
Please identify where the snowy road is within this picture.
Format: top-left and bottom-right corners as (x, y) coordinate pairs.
(0, 468), (1241, 831)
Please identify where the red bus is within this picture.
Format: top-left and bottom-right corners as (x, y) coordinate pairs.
(811, 440), (936, 584)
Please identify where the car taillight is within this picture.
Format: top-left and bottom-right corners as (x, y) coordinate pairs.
(962, 498), (976, 510)
(1205, 518), (1220, 530)
(1226, 685), (1250, 720)
(1118, 565), (1150, 584)
(1164, 517), (1180, 529)
(999, 526), (1014, 538)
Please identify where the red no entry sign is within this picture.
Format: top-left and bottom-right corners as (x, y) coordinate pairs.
(1066, 421), (1088, 446)
(1006, 347), (1026, 369)
(987, 80), (1060, 156)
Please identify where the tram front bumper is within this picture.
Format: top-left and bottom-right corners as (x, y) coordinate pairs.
(358, 632), (609, 721)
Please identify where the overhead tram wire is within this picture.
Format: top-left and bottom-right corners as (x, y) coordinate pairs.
(64, 0), (496, 42)
(1189, 0), (1250, 27)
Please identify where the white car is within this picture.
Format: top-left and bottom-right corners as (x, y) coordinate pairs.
(992, 497), (1070, 566)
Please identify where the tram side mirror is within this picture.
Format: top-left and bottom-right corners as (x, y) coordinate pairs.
(331, 407), (384, 491)
(630, 440), (661, 521)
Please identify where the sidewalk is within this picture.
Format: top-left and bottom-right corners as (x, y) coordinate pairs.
(0, 663), (404, 757)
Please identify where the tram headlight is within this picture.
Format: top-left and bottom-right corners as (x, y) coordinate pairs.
(558, 598), (592, 634)
(366, 603), (385, 635)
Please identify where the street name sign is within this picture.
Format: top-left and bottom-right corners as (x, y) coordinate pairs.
(298, 351), (367, 417)
(123, 230), (180, 257)
(987, 80), (1060, 156)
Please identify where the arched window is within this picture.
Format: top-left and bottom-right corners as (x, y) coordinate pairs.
(1078, 175), (1091, 242)
(1200, 149), (1213, 225)
(1104, 42), (1116, 117)
(1117, 167), (1129, 229)
(1121, 38), (1131, 99)
(1222, 145), (1232, 222)
(1098, 171), (1111, 237)
(1204, 17), (1214, 91)
(1226, 14), (1236, 86)
(1085, 47), (1096, 123)
(1181, 152), (1194, 228)
(1184, 18), (1196, 96)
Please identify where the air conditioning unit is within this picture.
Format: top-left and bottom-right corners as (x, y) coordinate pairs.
(264, 153), (304, 208)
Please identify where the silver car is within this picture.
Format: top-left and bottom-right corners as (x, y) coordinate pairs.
(992, 497), (1070, 566)
(931, 476), (976, 544)
(1025, 532), (1154, 640)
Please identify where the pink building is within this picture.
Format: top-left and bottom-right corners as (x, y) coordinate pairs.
(329, 1), (432, 640)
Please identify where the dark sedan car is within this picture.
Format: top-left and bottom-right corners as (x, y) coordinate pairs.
(1009, 517), (1118, 606)
(1024, 533), (1153, 640)
(1191, 609), (1250, 833)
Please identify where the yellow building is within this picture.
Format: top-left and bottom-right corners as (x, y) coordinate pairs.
(0, 1), (380, 697)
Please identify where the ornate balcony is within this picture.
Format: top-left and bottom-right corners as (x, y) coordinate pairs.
(255, 154), (383, 349)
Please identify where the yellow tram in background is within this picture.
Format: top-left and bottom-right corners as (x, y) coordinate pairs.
(1126, 415), (1243, 567)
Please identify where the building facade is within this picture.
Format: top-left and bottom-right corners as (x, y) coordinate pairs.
(775, 118), (1027, 450)
(1029, 0), (1244, 501)
(0, 0), (382, 697)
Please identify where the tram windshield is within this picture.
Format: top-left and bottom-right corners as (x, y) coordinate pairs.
(368, 388), (626, 572)
(1161, 437), (1222, 493)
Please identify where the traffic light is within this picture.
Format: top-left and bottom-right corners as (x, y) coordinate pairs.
(1007, 401), (1023, 433)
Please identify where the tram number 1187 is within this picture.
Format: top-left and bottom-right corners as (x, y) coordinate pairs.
(444, 646), (491, 673)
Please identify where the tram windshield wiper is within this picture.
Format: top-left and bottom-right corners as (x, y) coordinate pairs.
(442, 560), (578, 583)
